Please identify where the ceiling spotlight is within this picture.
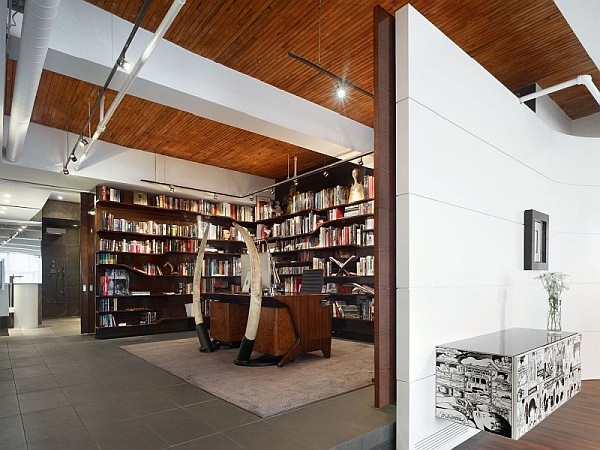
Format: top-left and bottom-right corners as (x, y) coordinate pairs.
(335, 84), (347, 99)
(323, 170), (329, 178)
(358, 157), (364, 166)
(0, 211), (5, 215)
(78, 138), (88, 148)
(17, 227), (23, 232)
(69, 153), (78, 162)
(214, 193), (218, 200)
(293, 179), (298, 186)
(87, 210), (96, 216)
(57, 195), (64, 200)
(169, 185), (175, 193)
(3, 193), (10, 197)
(63, 167), (69, 175)
(117, 57), (132, 72)
(250, 195), (254, 201)
(269, 188), (275, 194)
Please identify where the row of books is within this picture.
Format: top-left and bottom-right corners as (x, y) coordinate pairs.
(176, 282), (194, 294)
(201, 278), (241, 293)
(150, 195), (254, 221)
(289, 185), (351, 213)
(199, 220), (249, 241)
(97, 314), (117, 328)
(258, 212), (325, 240)
(98, 186), (255, 221)
(355, 256), (375, 276)
(332, 298), (374, 320)
(100, 212), (198, 237)
(202, 258), (241, 276)
(344, 200), (374, 217)
(97, 252), (118, 264)
(98, 238), (198, 254)
(318, 224), (371, 248)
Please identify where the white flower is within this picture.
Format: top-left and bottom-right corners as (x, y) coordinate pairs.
(535, 272), (569, 310)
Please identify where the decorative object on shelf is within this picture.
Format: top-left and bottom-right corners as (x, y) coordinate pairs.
(162, 261), (174, 275)
(193, 225), (214, 352)
(328, 255), (357, 276)
(535, 271), (569, 334)
(284, 184), (297, 215)
(348, 168), (365, 203)
(133, 191), (148, 205)
(524, 210), (549, 270)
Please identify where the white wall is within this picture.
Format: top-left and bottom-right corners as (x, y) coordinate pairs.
(572, 112), (600, 137)
(395, 5), (600, 449)
(535, 91), (572, 135)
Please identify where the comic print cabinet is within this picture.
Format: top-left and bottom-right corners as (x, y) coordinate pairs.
(435, 328), (582, 439)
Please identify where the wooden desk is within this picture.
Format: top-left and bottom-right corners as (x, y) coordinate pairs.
(205, 293), (331, 367)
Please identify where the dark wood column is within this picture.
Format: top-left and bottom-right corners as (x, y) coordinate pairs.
(373, 5), (396, 408)
(80, 192), (96, 334)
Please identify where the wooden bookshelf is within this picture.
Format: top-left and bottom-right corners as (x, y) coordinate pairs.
(94, 185), (251, 339)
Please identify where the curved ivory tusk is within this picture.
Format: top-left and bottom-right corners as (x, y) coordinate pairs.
(193, 221), (210, 325)
(233, 223), (262, 341)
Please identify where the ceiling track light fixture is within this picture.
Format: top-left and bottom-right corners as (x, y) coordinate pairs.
(140, 151), (373, 201)
(74, 0), (185, 172)
(69, 153), (77, 162)
(117, 57), (132, 72)
(62, 0), (153, 174)
(169, 184), (175, 193)
(288, 51), (373, 99)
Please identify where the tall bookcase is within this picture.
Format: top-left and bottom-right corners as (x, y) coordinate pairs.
(93, 186), (253, 339)
(259, 169), (375, 341)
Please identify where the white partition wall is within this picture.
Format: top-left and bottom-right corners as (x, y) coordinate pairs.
(395, 5), (600, 449)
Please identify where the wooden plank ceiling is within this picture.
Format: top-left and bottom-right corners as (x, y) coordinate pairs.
(5, 0), (599, 179)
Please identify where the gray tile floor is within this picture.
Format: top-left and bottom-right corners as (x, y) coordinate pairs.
(1, 318), (395, 449)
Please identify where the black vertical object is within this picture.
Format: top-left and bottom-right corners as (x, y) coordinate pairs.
(524, 210), (549, 270)
(514, 84), (537, 113)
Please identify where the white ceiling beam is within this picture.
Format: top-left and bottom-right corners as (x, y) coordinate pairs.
(8, 0), (373, 165)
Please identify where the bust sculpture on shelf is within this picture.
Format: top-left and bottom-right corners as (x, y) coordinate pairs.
(348, 167), (365, 203)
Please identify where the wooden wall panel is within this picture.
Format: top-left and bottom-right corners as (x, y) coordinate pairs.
(373, 5), (396, 409)
(79, 192), (96, 334)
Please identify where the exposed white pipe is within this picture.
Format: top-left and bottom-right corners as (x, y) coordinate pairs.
(519, 74), (600, 107)
(581, 75), (600, 106)
(75, 0), (186, 170)
(5, 0), (61, 162)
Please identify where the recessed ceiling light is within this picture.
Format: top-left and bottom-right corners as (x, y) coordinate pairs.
(57, 195), (64, 200)
(3, 193), (10, 198)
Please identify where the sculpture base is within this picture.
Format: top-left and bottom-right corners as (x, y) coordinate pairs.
(234, 354), (282, 367)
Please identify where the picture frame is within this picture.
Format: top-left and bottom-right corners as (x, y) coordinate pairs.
(133, 192), (148, 205)
(524, 209), (549, 270)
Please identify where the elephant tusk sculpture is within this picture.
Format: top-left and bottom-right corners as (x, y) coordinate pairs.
(233, 223), (278, 366)
(193, 221), (214, 352)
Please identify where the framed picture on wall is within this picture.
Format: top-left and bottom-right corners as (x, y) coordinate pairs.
(524, 209), (549, 270)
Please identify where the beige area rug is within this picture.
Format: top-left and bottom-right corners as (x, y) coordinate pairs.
(120, 338), (374, 418)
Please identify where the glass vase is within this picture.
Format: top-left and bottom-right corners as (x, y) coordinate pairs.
(547, 301), (562, 335)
